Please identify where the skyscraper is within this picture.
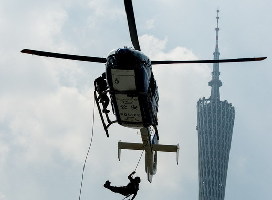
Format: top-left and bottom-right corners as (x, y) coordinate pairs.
(196, 10), (235, 200)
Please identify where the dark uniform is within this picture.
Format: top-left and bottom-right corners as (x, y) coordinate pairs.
(94, 73), (110, 113)
(104, 172), (140, 200)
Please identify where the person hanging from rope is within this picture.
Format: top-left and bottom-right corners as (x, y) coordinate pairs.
(94, 72), (110, 113)
(104, 171), (141, 200)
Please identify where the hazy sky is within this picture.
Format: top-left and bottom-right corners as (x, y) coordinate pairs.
(0, 0), (271, 200)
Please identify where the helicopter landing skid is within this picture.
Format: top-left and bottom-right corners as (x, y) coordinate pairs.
(118, 127), (179, 183)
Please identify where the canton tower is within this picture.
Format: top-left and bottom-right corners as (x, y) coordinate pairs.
(196, 10), (235, 200)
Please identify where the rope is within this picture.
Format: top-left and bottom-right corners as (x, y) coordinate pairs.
(134, 148), (145, 172)
(78, 97), (96, 200)
(122, 194), (132, 200)
(119, 145), (146, 200)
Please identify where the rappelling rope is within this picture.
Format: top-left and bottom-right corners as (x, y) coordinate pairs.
(78, 97), (96, 200)
(119, 150), (144, 200)
(134, 149), (144, 172)
(120, 145), (146, 200)
(122, 194), (133, 200)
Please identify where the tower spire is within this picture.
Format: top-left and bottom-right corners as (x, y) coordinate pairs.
(209, 9), (222, 100)
(197, 10), (235, 200)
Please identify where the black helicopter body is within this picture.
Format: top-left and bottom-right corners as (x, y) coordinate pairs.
(21, 0), (266, 182)
(105, 47), (159, 129)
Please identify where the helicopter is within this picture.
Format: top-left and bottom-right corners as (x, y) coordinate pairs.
(21, 0), (266, 182)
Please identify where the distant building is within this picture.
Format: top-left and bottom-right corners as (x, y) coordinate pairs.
(196, 10), (235, 200)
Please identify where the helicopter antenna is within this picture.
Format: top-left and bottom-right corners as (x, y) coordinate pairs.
(208, 10), (222, 100)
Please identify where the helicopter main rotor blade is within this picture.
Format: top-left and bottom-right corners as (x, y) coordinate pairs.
(124, 0), (141, 51)
(151, 57), (267, 65)
(21, 49), (107, 63)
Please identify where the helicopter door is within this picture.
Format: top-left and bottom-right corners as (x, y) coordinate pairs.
(111, 69), (143, 126)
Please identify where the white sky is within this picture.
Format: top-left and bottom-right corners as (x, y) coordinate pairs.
(0, 0), (271, 200)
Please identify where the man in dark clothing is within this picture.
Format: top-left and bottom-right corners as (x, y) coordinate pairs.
(94, 72), (110, 113)
(104, 171), (141, 200)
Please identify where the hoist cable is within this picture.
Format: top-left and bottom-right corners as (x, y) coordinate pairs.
(78, 97), (96, 200)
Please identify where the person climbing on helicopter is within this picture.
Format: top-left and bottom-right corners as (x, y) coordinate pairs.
(104, 171), (141, 200)
(94, 72), (110, 113)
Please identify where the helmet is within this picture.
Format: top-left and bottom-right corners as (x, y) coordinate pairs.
(135, 177), (141, 183)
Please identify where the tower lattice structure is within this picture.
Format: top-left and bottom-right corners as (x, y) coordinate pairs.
(196, 10), (235, 200)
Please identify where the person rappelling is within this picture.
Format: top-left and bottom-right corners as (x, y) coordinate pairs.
(94, 72), (110, 113)
(104, 171), (141, 200)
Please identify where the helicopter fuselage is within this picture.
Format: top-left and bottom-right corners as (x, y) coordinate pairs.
(105, 47), (159, 129)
